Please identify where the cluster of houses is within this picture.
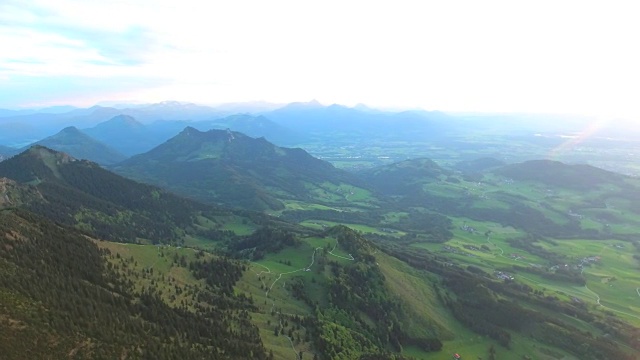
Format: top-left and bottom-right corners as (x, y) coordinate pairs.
(548, 255), (601, 272)
(578, 255), (601, 268)
(495, 271), (515, 281)
(459, 224), (477, 234)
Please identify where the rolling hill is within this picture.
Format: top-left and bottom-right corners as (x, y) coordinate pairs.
(359, 158), (451, 195)
(494, 159), (627, 190)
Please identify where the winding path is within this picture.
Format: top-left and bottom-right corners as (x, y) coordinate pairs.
(580, 268), (640, 321)
(249, 239), (357, 359)
(328, 242), (355, 261)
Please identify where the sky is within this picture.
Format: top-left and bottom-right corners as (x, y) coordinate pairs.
(1, 0), (639, 119)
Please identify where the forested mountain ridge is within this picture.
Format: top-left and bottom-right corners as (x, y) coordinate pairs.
(112, 127), (365, 211)
(0, 146), (270, 244)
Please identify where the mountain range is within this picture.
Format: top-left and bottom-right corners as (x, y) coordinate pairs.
(1, 100), (640, 359)
(0, 101), (457, 149)
(263, 101), (455, 141)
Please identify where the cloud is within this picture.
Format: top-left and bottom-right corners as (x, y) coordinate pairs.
(1, 0), (639, 117)
(0, 0), (162, 78)
(0, 74), (171, 108)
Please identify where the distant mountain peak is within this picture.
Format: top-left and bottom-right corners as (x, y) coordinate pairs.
(181, 126), (199, 134)
(110, 114), (138, 123)
(92, 115), (144, 131)
(280, 99), (325, 110)
(24, 127), (126, 165)
(60, 126), (82, 134)
(156, 100), (186, 107)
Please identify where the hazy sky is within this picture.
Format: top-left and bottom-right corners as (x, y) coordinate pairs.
(1, 0), (638, 118)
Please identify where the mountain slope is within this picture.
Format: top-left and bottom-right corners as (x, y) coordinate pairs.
(0, 209), (269, 360)
(0, 146), (263, 244)
(113, 127), (364, 211)
(23, 126), (126, 165)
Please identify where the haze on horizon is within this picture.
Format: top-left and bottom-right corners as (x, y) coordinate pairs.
(1, 0), (639, 120)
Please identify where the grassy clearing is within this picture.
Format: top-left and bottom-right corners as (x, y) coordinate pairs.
(281, 200), (342, 212)
(182, 235), (219, 251)
(95, 241), (206, 309)
(376, 253), (454, 340)
(300, 219), (406, 237)
(236, 237), (347, 360)
(219, 215), (256, 235)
